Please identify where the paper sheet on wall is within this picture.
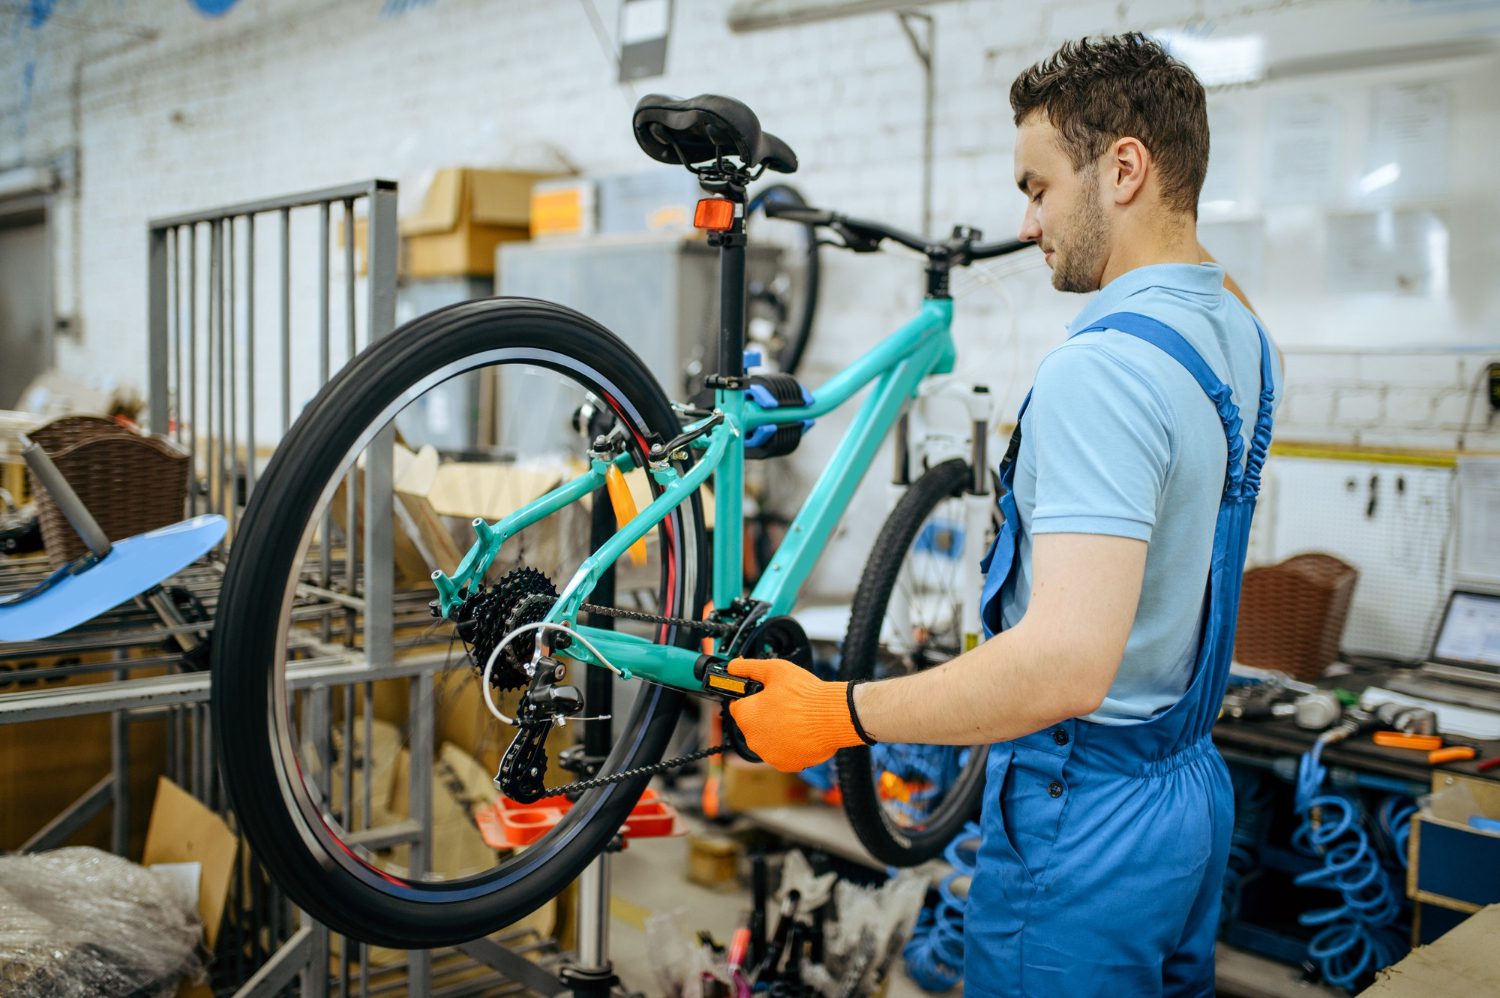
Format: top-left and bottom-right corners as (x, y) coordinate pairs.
(1456, 457), (1500, 588)
(1264, 95), (1338, 205)
(1324, 209), (1448, 296)
(1361, 82), (1450, 203)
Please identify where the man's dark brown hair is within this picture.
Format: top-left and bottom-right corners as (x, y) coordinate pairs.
(1011, 33), (1208, 216)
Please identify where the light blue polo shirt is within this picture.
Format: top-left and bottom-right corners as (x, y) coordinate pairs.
(998, 263), (1280, 724)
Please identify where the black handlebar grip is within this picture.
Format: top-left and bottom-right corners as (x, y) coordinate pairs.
(761, 202), (836, 225)
(969, 238), (1034, 260)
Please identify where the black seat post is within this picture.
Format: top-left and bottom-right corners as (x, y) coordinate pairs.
(707, 184), (750, 389)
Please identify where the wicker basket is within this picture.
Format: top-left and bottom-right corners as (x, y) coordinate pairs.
(1234, 552), (1358, 681)
(25, 415), (191, 569)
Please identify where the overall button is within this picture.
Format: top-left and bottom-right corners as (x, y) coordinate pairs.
(1051, 728), (1069, 746)
(1048, 781), (1064, 798)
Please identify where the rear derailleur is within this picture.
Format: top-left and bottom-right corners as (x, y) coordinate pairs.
(495, 652), (585, 804)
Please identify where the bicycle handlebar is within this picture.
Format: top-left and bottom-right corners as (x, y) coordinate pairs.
(969, 238), (1031, 260)
(763, 201), (1033, 267)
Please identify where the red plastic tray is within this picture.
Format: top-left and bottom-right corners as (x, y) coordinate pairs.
(475, 787), (682, 849)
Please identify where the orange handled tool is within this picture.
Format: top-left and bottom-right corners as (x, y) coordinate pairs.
(1372, 731), (1443, 752)
(604, 465), (648, 566)
(1428, 746), (1477, 765)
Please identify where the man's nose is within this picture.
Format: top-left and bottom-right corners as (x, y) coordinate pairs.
(1018, 204), (1040, 243)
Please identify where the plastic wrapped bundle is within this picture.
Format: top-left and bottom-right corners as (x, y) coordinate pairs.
(0, 846), (202, 997)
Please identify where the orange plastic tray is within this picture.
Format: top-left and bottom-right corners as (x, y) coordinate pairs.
(474, 788), (682, 849)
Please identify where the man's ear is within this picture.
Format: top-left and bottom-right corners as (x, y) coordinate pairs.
(1106, 137), (1149, 206)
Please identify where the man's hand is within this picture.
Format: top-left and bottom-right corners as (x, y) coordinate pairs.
(725, 658), (870, 773)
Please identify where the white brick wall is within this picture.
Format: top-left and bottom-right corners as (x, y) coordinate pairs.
(1275, 349), (1500, 451)
(4, 0), (1498, 599)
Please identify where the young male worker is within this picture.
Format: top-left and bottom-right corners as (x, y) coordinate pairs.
(727, 33), (1280, 995)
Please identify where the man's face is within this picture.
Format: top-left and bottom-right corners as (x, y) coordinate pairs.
(1014, 113), (1110, 293)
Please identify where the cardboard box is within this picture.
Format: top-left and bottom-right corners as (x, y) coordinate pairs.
(142, 777), (238, 953)
(719, 755), (810, 812)
(686, 832), (741, 887)
(1363, 903), (1500, 996)
(1409, 773), (1500, 916)
(401, 168), (559, 277)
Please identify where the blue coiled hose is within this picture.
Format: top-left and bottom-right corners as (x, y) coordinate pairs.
(1293, 740), (1413, 990)
(902, 820), (980, 992)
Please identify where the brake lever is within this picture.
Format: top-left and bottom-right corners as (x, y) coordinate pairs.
(831, 221), (883, 253)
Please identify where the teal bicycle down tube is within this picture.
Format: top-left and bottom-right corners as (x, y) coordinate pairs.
(716, 300), (952, 612)
(749, 298), (956, 616)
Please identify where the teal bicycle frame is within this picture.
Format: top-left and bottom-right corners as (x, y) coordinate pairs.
(431, 296), (956, 693)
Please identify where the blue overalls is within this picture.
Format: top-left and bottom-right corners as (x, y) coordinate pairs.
(967, 312), (1276, 996)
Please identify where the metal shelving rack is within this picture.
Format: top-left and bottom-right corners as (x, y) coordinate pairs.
(2, 179), (585, 996)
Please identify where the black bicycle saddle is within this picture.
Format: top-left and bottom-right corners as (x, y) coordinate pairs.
(633, 94), (797, 174)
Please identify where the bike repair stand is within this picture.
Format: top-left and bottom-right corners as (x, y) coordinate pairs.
(552, 492), (628, 997)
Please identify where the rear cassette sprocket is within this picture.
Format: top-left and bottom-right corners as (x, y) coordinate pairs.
(456, 567), (558, 691)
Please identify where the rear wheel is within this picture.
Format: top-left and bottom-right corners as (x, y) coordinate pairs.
(837, 458), (987, 866)
(212, 298), (708, 948)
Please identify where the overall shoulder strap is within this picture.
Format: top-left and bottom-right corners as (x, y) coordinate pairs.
(1243, 320), (1277, 495)
(1077, 311), (1247, 492)
(997, 389), (1034, 482)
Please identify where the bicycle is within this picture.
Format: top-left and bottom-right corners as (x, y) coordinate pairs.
(211, 93), (1031, 948)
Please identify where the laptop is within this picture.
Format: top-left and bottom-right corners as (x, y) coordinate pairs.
(1387, 590), (1500, 710)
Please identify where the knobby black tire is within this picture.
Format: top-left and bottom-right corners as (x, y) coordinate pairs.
(836, 458), (988, 866)
(211, 297), (707, 948)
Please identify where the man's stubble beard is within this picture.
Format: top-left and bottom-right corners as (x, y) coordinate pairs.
(1051, 172), (1110, 294)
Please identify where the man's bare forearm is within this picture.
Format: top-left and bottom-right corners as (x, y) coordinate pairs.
(852, 619), (1112, 745)
(853, 533), (1144, 746)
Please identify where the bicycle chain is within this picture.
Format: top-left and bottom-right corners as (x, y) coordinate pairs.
(577, 601), (737, 637)
(549, 742), (728, 796)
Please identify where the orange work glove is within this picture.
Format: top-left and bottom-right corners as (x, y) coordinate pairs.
(726, 657), (876, 773)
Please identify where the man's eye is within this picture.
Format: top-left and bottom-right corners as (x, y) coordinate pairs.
(1031, 191), (1044, 204)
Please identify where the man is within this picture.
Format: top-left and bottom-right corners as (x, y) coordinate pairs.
(727, 33), (1280, 996)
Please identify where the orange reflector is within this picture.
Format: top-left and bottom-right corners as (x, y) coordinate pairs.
(694, 197), (735, 232)
(707, 673), (748, 695)
(604, 465), (648, 566)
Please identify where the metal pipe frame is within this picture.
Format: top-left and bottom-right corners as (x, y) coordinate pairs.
(146, 179), (397, 550)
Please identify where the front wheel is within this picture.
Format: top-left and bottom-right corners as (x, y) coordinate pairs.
(837, 458), (988, 866)
(211, 297), (708, 948)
